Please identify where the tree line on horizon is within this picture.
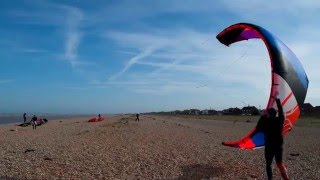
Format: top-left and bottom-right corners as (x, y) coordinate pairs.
(146, 103), (320, 117)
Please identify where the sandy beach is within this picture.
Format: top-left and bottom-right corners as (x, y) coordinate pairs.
(0, 115), (319, 179)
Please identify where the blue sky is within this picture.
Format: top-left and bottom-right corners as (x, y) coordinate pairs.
(0, 0), (319, 114)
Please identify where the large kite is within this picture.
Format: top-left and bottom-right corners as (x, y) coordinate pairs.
(216, 23), (309, 149)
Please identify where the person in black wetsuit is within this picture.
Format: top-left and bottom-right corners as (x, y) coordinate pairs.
(31, 115), (37, 130)
(257, 98), (289, 180)
(23, 113), (27, 123)
(135, 114), (139, 121)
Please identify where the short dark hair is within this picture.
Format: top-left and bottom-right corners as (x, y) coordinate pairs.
(267, 108), (277, 117)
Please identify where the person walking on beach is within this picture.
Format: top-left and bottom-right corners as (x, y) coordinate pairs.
(257, 97), (289, 180)
(135, 113), (140, 121)
(31, 115), (37, 130)
(23, 113), (27, 123)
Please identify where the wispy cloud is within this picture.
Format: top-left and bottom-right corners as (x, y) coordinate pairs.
(103, 27), (273, 108)
(62, 6), (84, 68)
(8, 1), (85, 68)
(108, 46), (158, 80)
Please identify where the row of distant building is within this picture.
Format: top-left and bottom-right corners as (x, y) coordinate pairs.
(148, 106), (260, 116)
(148, 103), (320, 116)
(301, 103), (320, 115)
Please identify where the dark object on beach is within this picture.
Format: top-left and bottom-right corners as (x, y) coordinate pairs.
(135, 114), (140, 121)
(24, 149), (35, 153)
(246, 120), (252, 123)
(290, 153), (300, 156)
(59, 121), (63, 122)
(18, 122), (31, 127)
(44, 157), (53, 161)
(43, 118), (48, 123)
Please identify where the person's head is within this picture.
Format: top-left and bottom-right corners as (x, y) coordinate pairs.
(261, 109), (267, 116)
(267, 108), (277, 117)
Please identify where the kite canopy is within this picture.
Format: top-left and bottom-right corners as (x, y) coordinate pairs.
(217, 23), (309, 149)
(88, 117), (105, 122)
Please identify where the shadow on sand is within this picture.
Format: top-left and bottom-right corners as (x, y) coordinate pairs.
(176, 164), (224, 180)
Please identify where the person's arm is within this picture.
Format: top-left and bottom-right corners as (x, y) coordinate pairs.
(256, 116), (266, 131)
(276, 98), (284, 121)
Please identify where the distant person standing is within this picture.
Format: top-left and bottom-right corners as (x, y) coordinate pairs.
(135, 114), (140, 121)
(31, 115), (37, 130)
(23, 113), (27, 123)
(98, 114), (101, 119)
